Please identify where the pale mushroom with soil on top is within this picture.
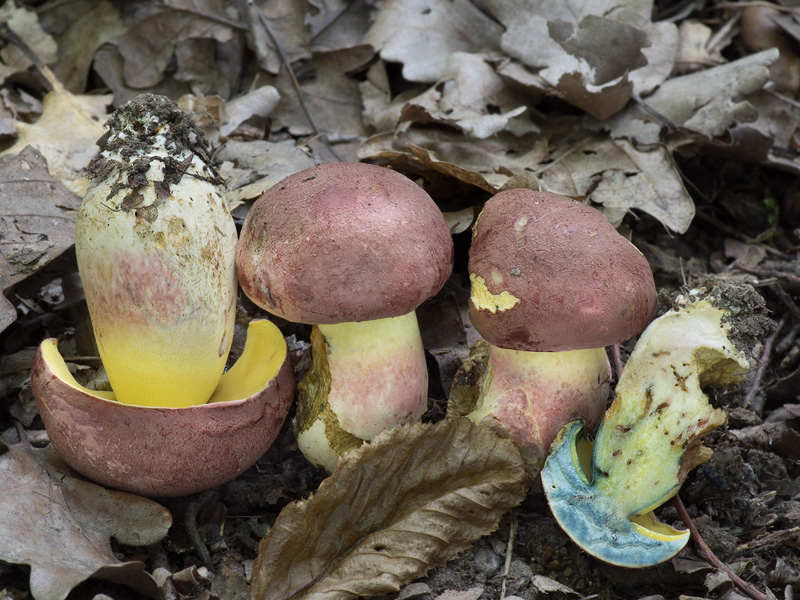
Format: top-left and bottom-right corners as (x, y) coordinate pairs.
(31, 95), (295, 497)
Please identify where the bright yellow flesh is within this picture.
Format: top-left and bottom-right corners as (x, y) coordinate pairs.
(630, 512), (689, 541)
(40, 319), (286, 408)
(469, 273), (520, 313)
(96, 322), (230, 408)
(41, 339), (117, 402)
(209, 320), (287, 403)
(592, 298), (746, 517)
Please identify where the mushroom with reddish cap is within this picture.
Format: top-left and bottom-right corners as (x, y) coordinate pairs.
(237, 162), (454, 471)
(448, 188), (657, 474)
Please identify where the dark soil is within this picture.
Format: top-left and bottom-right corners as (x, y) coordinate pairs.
(2, 158), (800, 600)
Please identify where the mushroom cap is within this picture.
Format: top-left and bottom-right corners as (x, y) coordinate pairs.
(237, 162), (454, 324)
(468, 189), (657, 352)
(31, 320), (295, 497)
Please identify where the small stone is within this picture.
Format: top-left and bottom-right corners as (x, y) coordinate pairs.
(473, 547), (502, 575)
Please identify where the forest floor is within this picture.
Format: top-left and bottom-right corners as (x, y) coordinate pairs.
(0, 1), (799, 599)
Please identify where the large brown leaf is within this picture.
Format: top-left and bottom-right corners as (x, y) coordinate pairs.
(251, 418), (531, 600)
(0, 439), (172, 600)
(0, 147), (81, 334)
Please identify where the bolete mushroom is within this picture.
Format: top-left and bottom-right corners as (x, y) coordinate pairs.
(541, 282), (773, 567)
(31, 95), (295, 495)
(237, 162), (454, 471)
(448, 189), (657, 474)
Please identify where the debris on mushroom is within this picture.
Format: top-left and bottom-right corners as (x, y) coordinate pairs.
(237, 162), (454, 471)
(448, 189), (657, 474)
(31, 95), (295, 495)
(540, 281), (774, 567)
(74, 93), (238, 408)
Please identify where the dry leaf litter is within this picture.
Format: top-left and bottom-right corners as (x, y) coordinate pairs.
(0, 1), (799, 599)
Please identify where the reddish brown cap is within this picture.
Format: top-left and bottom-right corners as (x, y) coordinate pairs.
(468, 189), (657, 352)
(237, 162), (454, 324)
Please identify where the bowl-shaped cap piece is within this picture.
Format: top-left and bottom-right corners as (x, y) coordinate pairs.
(31, 320), (294, 497)
(237, 162), (454, 324)
(469, 189), (657, 352)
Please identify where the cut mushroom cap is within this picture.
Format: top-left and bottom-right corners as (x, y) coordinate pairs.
(237, 161), (454, 325)
(468, 189), (657, 352)
(32, 320), (294, 497)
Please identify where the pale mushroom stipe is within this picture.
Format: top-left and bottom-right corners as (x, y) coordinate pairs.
(31, 95), (295, 496)
(448, 189), (658, 474)
(237, 162), (454, 471)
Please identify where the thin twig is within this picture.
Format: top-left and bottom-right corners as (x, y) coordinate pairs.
(610, 344), (624, 380)
(248, 0), (343, 162)
(631, 92), (678, 133)
(0, 22), (54, 92)
(533, 136), (592, 177)
(309, 0), (355, 42)
(154, 2), (248, 30)
(768, 283), (800, 321)
(737, 263), (800, 285)
(499, 514), (517, 600)
(775, 321), (800, 355)
(719, 1), (800, 16)
(744, 315), (784, 414)
(706, 11), (741, 55)
(736, 526), (800, 553)
(185, 492), (214, 570)
(14, 420), (31, 449)
(148, 542), (178, 600)
(673, 494), (771, 600)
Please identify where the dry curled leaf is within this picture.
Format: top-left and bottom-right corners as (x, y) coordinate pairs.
(398, 52), (535, 139)
(363, 0), (502, 83)
(0, 66), (109, 195)
(0, 146), (81, 333)
(117, 0), (234, 89)
(0, 0), (57, 85)
(484, 0), (653, 119)
(266, 46), (373, 160)
(540, 136), (695, 233)
(50, 0), (124, 93)
(0, 439), (172, 600)
(251, 418), (531, 600)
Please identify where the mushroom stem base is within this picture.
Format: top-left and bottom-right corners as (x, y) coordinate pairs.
(454, 345), (611, 475)
(295, 311), (428, 471)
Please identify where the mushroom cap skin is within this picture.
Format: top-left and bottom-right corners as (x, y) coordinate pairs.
(469, 189), (657, 352)
(237, 162), (454, 324)
(31, 321), (295, 497)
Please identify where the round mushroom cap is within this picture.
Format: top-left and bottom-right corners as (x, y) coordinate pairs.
(468, 189), (657, 352)
(237, 162), (454, 324)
